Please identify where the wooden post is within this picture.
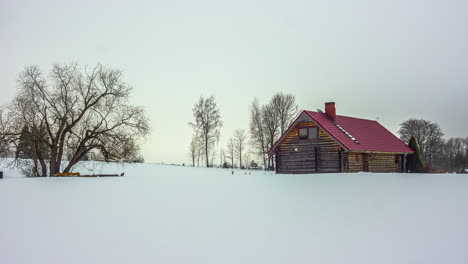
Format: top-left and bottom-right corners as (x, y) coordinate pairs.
(338, 150), (342, 172)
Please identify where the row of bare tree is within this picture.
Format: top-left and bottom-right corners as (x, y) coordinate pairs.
(398, 119), (467, 172)
(187, 93), (297, 170)
(0, 63), (149, 176)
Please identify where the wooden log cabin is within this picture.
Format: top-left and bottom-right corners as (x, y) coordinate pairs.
(267, 102), (414, 174)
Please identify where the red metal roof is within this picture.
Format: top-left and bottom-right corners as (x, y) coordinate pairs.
(268, 110), (414, 154)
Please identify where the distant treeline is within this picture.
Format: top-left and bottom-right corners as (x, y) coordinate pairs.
(399, 119), (467, 173)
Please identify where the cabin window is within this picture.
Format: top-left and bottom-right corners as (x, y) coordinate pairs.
(308, 127), (318, 139)
(298, 127), (318, 140)
(299, 128), (308, 139)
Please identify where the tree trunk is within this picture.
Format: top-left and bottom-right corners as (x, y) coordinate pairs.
(239, 150), (242, 169)
(49, 146), (58, 176)
(32, 159), (39, 177)
(34, 142), (48, 177)
(205, 137), (209, 167)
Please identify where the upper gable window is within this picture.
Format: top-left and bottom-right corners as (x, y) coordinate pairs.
(299, 128), (308, 139)
(298, 127), (318, 140)
(309, 127), (318, 139)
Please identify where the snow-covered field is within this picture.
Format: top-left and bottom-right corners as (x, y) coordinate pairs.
(1, 159), (468, 264)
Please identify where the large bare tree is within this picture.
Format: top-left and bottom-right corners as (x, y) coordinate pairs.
(2, 63), (149, 176)
(398, 119), (444, 165)
(189, 96), (222, 167)
(233, 129), (247, 169)
(249, 94), (297, 170)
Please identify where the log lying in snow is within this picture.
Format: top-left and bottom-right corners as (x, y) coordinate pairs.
(54, 172), (80, 177)
(53, 172), (124, 177)
(79, 174), (123, 177)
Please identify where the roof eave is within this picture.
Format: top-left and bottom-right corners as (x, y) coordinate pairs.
(345, 150), (415, 154)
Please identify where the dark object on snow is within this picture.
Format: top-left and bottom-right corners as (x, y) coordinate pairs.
(53, 172), (124, 177)
(0, 171), (3, 179)
(79, 174), (121, 177)
(231, 171), (234, 175)
(54, 172), (80, 177)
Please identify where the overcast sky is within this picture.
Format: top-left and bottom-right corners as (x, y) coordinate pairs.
(1, 0), (467, 164)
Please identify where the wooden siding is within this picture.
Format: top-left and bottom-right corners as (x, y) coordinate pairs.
(275, 122), (405, 174)
(346, 152), (401, 173)
(368, 153), (400, 173)
(276, 122), (341, 174)
(347, 152), (365, 172)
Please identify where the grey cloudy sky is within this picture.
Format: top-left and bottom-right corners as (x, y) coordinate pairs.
(1, 0), (467, 164)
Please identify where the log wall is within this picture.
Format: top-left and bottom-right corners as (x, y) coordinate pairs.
(275, 122), (405, 174)
(345, 152), (401, 173)
(347, 152), (365, 172)
(276, 122), (341, 174)
(368, 153), (401, 173)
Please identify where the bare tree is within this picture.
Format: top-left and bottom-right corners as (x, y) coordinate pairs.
(196, 141), (203, 167)
(271, 92), (298, 135)
(443, 137), (466, 172)
(243, 151), (252, 169)
(249, 94), (297, 171)
(262, 103), (280, 170)
(234, 129), (247, 169)
(464, 137), (468, 171)
(226, 137), (235, 169)
(189, 96), (222, 167)
(465, 138), (468, 168)
(398, 119), (444, 165)
(188, 136), (199, 167)
(0, 107), (12, 157)
(219, 147), (226, 167)
(210, 148), (218, 168)
(249, 99), (267, 169)
(2, 63), (149, 176)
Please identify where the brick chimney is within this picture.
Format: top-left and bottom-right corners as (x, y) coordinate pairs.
(325, 102), (336, 120)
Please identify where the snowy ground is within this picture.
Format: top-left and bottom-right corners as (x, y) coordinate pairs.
(1, 160), (468, 264)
